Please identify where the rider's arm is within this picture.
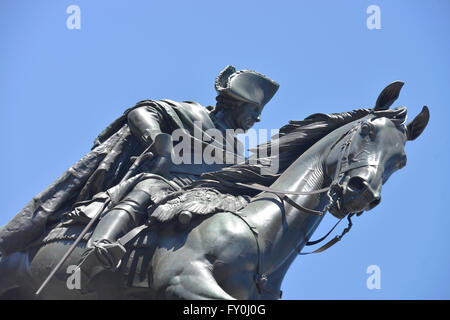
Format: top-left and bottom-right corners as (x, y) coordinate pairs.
(127, 106), (173, 177)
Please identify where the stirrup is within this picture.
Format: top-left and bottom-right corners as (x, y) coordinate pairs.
(76, 240), (126, 292)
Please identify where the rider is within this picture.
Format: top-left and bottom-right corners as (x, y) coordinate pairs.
(75, 65), (280, 285)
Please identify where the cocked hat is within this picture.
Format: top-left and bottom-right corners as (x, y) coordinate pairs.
(215, 65), (279, 107)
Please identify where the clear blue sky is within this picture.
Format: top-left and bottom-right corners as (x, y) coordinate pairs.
(1, 0), (449, 299)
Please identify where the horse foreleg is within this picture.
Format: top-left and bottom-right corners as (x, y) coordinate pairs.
(164, 260), (235, 300)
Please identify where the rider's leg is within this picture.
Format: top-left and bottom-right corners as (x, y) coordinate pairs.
(88, 177), (170, 248)
(88, 189), (151, 246)
(77, 178), (170, 288)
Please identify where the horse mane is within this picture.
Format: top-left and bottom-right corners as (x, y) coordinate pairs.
(190, 107), (407, 195)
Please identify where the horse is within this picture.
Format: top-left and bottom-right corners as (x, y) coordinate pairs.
(0, 83), (429, 299)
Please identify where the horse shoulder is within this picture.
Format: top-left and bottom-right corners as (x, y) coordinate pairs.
(200, 211), (258, 271)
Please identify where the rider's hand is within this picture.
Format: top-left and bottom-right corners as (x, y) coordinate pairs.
(153, 155), (172, 176)
(150, 133), (173, 176)
(151, 133), (173, 157)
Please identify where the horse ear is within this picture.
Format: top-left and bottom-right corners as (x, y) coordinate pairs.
(374, 81), (405, 110)
(406, 106), (430, 141)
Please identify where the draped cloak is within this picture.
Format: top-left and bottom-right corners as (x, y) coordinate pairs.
(0, 99), (241, 255)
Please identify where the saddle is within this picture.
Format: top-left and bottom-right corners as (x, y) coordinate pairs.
(148, 187), (251, 224)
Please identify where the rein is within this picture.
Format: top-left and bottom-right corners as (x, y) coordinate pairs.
(234, 121), (374, 255)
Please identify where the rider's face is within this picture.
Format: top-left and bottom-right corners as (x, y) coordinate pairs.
(233, 103), (262, 131)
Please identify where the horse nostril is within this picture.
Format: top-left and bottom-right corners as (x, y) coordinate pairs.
(347, 177), (366, 192)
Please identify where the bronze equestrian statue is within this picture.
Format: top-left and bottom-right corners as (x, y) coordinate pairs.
(0, 79), (429, 299)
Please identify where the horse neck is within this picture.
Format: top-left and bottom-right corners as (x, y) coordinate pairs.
(243, 122), (352, 277)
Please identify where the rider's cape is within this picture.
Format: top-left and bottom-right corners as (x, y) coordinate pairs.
(0, 99), (222, 255)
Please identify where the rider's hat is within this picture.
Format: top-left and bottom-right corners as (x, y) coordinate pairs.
(215, 65), (279, 108)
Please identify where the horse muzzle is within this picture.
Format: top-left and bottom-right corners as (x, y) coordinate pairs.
(342, 176), (382, 213)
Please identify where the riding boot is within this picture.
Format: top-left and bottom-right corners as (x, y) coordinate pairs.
(77, 189), (151, 292)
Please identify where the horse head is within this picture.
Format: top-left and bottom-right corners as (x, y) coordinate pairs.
(325, 82), (430, 219)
